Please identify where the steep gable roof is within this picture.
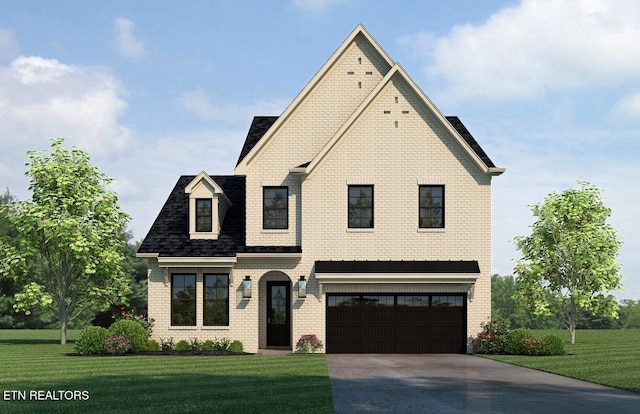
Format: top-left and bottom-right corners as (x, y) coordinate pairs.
(236, 116), (278, 167)
(302, 64), (504, 177)
(234, 23), (394, 175)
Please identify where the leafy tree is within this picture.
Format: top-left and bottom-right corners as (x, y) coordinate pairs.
(491, 274), (556, 329)
(513, 182), (622, 344)
(618, 299), (640, 329)
(0, 139), (130, 344)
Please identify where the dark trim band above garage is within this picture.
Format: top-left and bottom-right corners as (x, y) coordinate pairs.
(315, 260), (480, 274)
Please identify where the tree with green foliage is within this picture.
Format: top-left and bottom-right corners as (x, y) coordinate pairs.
(0, 139), (130, 344)
(619, 299), (640, 329)
(513, 182), (622, 343)
(491, 274), (556, 329)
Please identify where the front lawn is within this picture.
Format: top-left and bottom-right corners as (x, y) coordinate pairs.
(0, 330), (334, 414)
(479, 329), (640, 393)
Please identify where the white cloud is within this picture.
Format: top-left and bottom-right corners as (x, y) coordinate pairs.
(0, 55), (131, 204)
(410, 0), (640, 104)
(613, 92), (640, 121)
(113, 17), (146, 60)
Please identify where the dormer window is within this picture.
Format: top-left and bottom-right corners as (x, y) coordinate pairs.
(196, 199), (213, 232)
(185, 171), (232, 240)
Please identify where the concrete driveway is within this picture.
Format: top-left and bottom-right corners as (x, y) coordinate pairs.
(326, 354), (640, 414)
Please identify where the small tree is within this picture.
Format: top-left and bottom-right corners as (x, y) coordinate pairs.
(0, 139), (130, 344)
(513, 182), (622, 344)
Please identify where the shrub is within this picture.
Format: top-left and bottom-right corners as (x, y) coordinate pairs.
(201, 340), (215, 351)
(503, 328), (534, 355)
(188, 338), (202, 351)
(159, 337), (175, 351)
(296, 334), (323, 353)
(521, 337), (546, 356)
(108, 319), (150, 353)
(541, 334), (566, 356)
(470, 318), (509, 354)
(113, 306), (154, 335)
(175, 340), (190, 351)
(146, 339), (160, 352)
(213, 337), (232, 351)
(75, 326), (110, 355)
(228, 340), (243, 353)
(104, 335), (131, 355)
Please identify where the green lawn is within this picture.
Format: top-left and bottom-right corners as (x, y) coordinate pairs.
(0, 330), (334, 414)
(479, 329), (640, 393)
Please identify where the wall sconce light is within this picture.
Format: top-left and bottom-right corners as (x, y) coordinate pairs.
(242, 276), (252, 298)
(298, 275), (307, 299)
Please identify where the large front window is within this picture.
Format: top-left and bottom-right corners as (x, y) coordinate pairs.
(204, 274), (229, 326)
(348, 185), (374, 228)
(171, 274), (196, 326)
(263, 187), (288, 229)
(419, 185), (444, 228)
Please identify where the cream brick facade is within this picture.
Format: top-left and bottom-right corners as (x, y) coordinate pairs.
(140, 24), (503, 354)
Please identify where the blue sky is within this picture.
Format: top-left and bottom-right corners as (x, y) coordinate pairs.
(1, 0), (639, 299)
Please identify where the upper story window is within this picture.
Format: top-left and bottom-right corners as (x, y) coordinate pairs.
(419, 185), (444, 228)
(196, 199), (212, 232)
(171, 274), (196, 326)
(204, 274), (229, 326)
(263, 187), (288, 229)
(348, 185), (374, 228)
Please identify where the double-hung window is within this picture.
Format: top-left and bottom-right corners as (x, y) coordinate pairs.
(348, 185), (374, 228)
(171, 274), (196, 326)
(419, 185), (444, 228)
(204, 274), (229, 326)
(263, 187), (288, 229)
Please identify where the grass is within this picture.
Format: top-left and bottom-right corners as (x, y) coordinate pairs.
(0, 330), (334, 414)
(479, 329), (640, 393)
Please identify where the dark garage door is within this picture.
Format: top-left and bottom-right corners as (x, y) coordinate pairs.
(326, 294), (466, 353)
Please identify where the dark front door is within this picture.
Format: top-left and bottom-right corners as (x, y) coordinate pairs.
(267, 281), (290, 347)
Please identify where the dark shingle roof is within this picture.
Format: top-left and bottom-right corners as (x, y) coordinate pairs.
(445, 116), (496, 168)
(235, 115), (496, 169)
(138, 175), (246, 257)
(315, 260), (480, 274)
(236, 116), (279, 166)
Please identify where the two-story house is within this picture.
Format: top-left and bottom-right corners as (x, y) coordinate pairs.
(137, 24), (504, 354)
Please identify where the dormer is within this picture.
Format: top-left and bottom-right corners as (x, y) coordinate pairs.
(184, 171), (232, 240)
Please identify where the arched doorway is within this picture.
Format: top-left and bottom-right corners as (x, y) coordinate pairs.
(259, 271), (292, 349)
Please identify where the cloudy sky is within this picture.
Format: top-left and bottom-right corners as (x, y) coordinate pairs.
(1, 0), (638, 299)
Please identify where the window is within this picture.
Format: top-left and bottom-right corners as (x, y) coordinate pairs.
(348, 185), (374, 228)
(204, 274), (229, 326)
(171, 274), (196, 326)
(196, 199), (212, 232)
(263, 187), (288, 229)
(397, 295), (429, 307)
(432, 295), (464, 307)
(419, 185), (444, 228)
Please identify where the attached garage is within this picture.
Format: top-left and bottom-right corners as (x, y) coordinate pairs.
(315, 260), (479, 354)
(326, 294), (467, 353)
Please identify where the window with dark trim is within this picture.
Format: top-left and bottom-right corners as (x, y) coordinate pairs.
(171, 274), (196, 326)
(263, 187), (288, 229)
(348, 185), (374, 228)
(419, 185), (444, 228)
(196, 199), (212, 232)
(204, 274), (229, 326)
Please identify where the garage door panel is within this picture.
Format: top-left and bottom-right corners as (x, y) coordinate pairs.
(327, 293), (466, 354)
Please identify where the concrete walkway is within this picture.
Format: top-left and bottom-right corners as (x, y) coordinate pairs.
(326, 354), (640, 414)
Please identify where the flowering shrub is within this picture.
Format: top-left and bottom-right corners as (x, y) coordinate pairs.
(469, 318), (509, 354)
(104, 335), (131, 355)
(521, 337), (546, 356)
(296, 334), (323, 353)
(108, 319), (150, 353)
(113, 306), (154, 335)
